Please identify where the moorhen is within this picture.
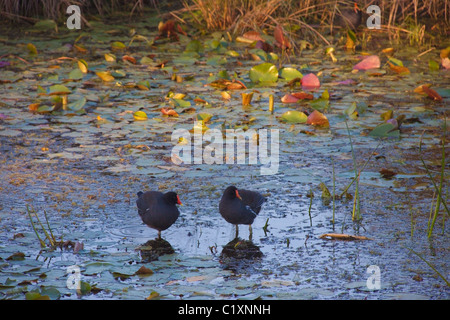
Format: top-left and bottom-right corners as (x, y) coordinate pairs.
(219, 186), (266, 239)
(333, 2), (362, 30)
(136, 191), (182, 239)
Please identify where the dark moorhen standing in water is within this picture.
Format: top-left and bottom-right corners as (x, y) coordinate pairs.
(136, 191), (182, 239)
(334, 2), (362, 30)
(219, 186), (266, 240)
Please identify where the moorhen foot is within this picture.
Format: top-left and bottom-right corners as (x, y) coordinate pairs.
(219, 186), (266, 240)
(136, 191), (182, 239)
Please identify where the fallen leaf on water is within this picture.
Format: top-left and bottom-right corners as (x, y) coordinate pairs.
(280, 110), (307, 124)
(136, 266), (154, 275)
(301, 73), (320, 89)
(133, 110), (148, 121)
(388, 62), (410, 75)
(353, 55), (380, 71)
(77, 59), (88, 73)
(319, 233), (372, 240)
(146, 291), (160, 300)
(307, 110), (329, 127)
(422, 85), (443, 101)
(96, 71), (115, 82)
(122, 55), (137, 64)
(27, 43), (38, 55)
(161, 108), (179, 117)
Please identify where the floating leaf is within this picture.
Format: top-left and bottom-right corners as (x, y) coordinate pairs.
(249, 62), (278, 83)
(133, 110), (148, 121)
(77, 59), (88, 73)
(67, 97), (86, 111)
(104, 53), (116, 62)
(48, 84), (71, 95)
(69, 68), (83, 80)
(280, 110), (307, 124)
(307, 110), (329, 127)
(319, 233), (372, 240)
(388, 57), (403, 67)
(122, 55), (137, 64)
(96, 71), (115, 82)
(161, 108), (179, 117)
(301, 73), (320, 89)
(368, 123), (400, 138)
(111, 41), (126, 51)
(388, 62), (410, 75)
(279, 67), (303, 81)
(422, 85), (443, 102)
(27, 43), (38, 55)
(197, 113), (213, 123)
(353, 55), (380, 71)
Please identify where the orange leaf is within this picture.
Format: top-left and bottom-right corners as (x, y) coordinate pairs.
(28, 103), (40, 112)
(161, 108), (179, 117)
(73, 44), (87, 53)
(422, 85), (443, 102)
(388, 62), (410, 75)
(307, 110), (329, 127)
(291, 92), (314, 100)
(122, 55), (137, 64)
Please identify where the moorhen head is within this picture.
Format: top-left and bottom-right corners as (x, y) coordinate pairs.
(334, 2), (362, 30)
(136, 191), (182, 239)
(219, 186), (266, 240)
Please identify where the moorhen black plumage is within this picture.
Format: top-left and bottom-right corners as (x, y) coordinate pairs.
(136, 191), (182, 239)
(219, 186), (266, 239)
(333, 2), (362, 30)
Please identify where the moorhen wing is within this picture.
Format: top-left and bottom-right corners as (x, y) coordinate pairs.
(219, 186), (266, 239)
(136, 191), (182, 239)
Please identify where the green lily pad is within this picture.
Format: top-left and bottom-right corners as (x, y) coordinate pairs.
(48, 84), (71, 95)
(249, 62), (278, 83)
(67, 97), (86, 111)
(368, 123), (400, 138)
(69, 69), (84, 80)
(280, 110), (307, 123)
(279, 67), (303, 81)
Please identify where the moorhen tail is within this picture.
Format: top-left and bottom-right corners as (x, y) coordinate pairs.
(219, 186), (266, 240)
(136, 191), (182, 239)
(334, 2), (362, 30)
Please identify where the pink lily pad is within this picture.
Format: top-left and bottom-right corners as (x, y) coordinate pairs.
(353, 55), (380, 71)
(301, 73), (320, 89)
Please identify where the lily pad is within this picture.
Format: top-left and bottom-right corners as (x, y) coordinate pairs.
(279, 67), (303, 81)
(249, 62), (278, 83)
(280, 110), (307, 123)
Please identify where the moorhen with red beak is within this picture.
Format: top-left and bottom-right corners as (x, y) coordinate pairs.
(136, 191), (182, 239)
(219, 186), (266, 239)
(334, 2), (362, 30)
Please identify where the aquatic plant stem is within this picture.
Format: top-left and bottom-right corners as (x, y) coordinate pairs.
(26, 205), (46, 248)
(404, 246), (450, 287)
(332, 157), (336, 228)
(345, 121), (360, 221)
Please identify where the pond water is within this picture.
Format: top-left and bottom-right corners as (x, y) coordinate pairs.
(0, 16), (448, 300)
